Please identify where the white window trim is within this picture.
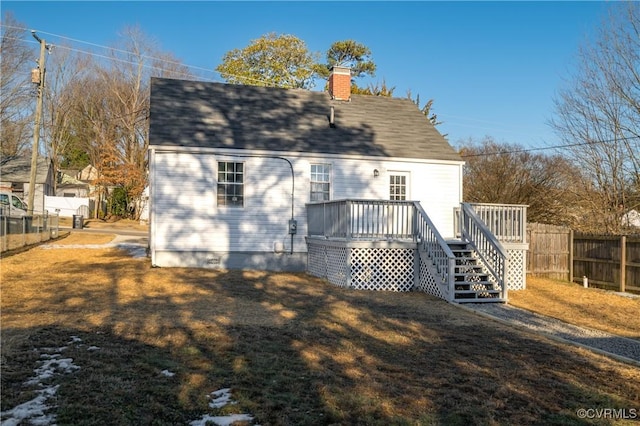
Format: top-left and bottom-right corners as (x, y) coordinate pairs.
(388, 171), (410, 201)
(310, 163), (332, 202)
(216, 161), (245, 208)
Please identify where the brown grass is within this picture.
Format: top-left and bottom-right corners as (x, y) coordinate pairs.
(1, 238), (639, 425)
(510, 277), (640, 339)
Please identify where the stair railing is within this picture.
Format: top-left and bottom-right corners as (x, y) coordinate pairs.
(413, 202), (456, 300)
(460, 203), (508, 298)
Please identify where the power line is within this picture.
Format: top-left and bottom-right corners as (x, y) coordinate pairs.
(1, 24), (297, 88)
(459, 135), (639, 158)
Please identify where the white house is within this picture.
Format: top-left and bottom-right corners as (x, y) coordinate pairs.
(622, 209), (640, 228)
(0, 156), (55, 213)
(148, 68), (527, 302)
(148, 68), (463, 267)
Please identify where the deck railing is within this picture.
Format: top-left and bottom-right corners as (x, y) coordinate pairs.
(460, 203), (508, 298)
(306, 199), (416, 240)
(413, 202), (456, 298)
(455, 203), (527, 243)
(307, 199), (455, 296)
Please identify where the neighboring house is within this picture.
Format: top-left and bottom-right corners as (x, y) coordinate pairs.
(0, 156), (54, 213)
(148, 67), (527, 302)
(148, 67), (463, 270)
(56, 165), (103, 217)
(57, 170), (90, 198)
(622, 209), (640, 228)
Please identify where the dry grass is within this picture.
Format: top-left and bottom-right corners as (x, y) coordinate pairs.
(510, 277), (640, 340)
(1, 238), (639, 425)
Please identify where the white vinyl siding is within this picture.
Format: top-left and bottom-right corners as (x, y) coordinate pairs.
(152, 153), (301, 253)
(150, 150), (463, 259)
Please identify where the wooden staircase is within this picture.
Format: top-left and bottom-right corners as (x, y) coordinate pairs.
(448, 241), (505, 303)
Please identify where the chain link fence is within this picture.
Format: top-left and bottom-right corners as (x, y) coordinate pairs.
(0, 213), (60, 253)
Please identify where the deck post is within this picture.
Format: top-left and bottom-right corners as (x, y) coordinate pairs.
(346, 200), (352, 240)
(413, 249), (420, 290)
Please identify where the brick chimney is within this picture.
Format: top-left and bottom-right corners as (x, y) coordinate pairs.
(328, 66), (351, 101)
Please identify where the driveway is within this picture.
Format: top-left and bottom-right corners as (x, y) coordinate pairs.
(58, 219), (149, 255)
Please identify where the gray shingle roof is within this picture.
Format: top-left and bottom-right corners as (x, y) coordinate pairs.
(0, 156), (51, 183)
(149, 78), (462, 162)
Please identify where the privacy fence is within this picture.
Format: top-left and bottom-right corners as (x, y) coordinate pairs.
(527, 223), (640, 293)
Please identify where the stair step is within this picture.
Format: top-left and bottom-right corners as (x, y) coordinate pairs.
(454, 272), (488, 277)
(450, 249), (473, 253)
(454, 290), (502, 299)
(454, 258), (479, 264)
(455, 263), (482, 268)
(454, 280), (493, 286)
(446, 241), (504, 304)
(455, 283), (495, 291)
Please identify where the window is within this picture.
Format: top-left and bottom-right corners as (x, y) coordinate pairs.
(310, 164), (330, 201)
(217, 162), (244, 207)
(389, 174), (408, 201)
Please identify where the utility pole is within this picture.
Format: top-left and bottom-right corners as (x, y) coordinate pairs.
(27, 31), (50, 215)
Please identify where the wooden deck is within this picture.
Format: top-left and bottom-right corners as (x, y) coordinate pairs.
(306, 200), (528, 303)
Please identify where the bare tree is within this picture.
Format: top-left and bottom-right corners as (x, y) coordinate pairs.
(71, 25), (192, 218)
(460, 137), (587, 227)
(42, 43), (93, 191)
(551, 2), (640, 233)
(0, 13), (34, 157)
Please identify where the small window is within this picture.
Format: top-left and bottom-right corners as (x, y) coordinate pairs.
(217, 162), (244, 207)
(390, 174), (407, 201)
(310, 164), (330, 201)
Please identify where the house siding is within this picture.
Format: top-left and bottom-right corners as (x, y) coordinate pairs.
(150, 148), (462, 270)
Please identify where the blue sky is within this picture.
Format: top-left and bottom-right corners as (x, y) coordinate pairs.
(3, 1), (611, 149)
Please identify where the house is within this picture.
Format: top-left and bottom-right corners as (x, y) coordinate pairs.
(622, 209), (640, 228)
(57, 170), (91, 198)
(54, 165), (103, 217)
(148, 67), (528, 302)
(0, 156), (54, 213)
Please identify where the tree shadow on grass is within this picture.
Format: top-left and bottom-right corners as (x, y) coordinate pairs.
(2, 250), (639, 425)
(1, 325), (201, 425)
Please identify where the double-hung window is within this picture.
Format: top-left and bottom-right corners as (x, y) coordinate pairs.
(217, 161), (244, 207)
(310, 164), (331, 201)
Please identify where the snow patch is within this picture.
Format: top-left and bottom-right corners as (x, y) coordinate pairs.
(160, 369), (175, 377)
(189, 388), (255, 426)
(190, 413), (254, 426)
(1, 337), (84, 426)
(209, 388), (236, 409)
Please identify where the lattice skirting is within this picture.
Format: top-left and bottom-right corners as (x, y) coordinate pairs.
(506, 248), (527, 290)
(350, 247), (414, 291)
(417, 251), (446, 300)
(307, 239), (416, 291)
(307, 239), (528, 297)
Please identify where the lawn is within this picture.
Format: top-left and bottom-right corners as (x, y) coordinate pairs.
(1, 233), (639, 425)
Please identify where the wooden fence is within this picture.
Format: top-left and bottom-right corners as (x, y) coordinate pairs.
(526, 223), (640, 293)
